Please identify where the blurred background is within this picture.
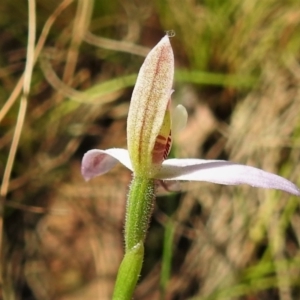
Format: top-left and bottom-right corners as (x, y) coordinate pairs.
(1, 0), (300, 299)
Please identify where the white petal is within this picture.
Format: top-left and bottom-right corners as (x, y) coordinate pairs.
(172, 104), (188, 134)
(81, 148), (132, 181)
(156, 159), (300, 196)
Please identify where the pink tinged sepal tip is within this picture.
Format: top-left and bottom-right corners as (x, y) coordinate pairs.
(157, 159), (300, 196)
(81, 148), (132, 181)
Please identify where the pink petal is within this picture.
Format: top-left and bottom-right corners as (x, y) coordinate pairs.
(81, 148), (132, 181)
(156, 159), (300, 196)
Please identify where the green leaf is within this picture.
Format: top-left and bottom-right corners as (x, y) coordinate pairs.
(112, 242), (144, 300)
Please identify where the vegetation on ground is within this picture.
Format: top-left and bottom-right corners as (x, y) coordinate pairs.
(1, 0), (300, 299)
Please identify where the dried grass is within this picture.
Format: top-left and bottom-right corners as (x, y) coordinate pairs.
(1, 1), (300, 299)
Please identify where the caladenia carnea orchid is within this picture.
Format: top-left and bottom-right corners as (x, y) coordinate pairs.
(81, 35), (300, 299)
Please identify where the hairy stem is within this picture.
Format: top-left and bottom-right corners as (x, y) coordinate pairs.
(112, 176), (155, 299)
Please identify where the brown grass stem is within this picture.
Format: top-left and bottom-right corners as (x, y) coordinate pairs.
(0, 0), (36, 295)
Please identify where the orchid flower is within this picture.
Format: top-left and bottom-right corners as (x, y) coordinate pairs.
(81, 36), (300, 197)
(81, 35), (300, 300)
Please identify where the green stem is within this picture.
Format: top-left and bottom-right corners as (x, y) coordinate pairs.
(112, 176), (155, 299)
(125, 176), (155, 251)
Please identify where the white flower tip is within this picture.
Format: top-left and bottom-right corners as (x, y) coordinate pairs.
(155, 35), (173, 56)
(83, 176), (91, 182)
(81, 165), (94, 182)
